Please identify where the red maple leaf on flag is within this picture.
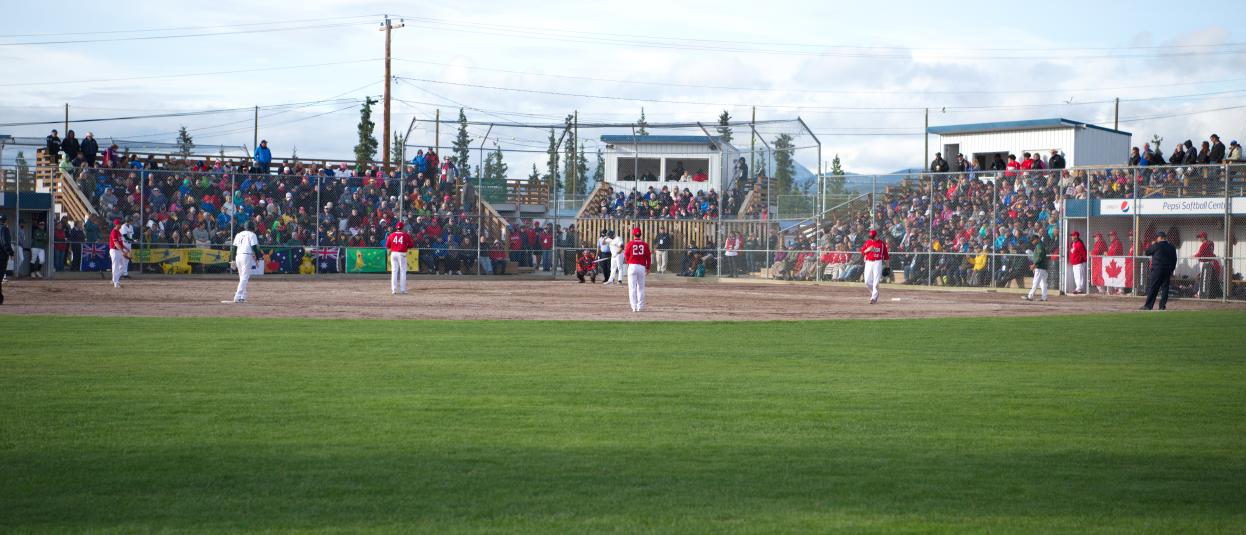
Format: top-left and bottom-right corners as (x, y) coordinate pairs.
(1105, 259), (1123, 278)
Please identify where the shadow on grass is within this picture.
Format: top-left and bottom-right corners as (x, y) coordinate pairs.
(3, 443), (1243, 532)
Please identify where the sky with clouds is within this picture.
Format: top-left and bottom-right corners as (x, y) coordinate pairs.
(2, 0), (1244, 175)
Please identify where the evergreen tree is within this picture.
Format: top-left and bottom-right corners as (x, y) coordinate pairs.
(544, 128), (561, 192)
(576, 145), (589, 196)
(290, 145), (299, 163)
(773, 133), (796, 194)
(593, 148), (605, 185)
(527, 163), (542, 191)
(1150, 134), (1164, 154)
(487, 145), (508, 180)
(716, 110), (733, 143)
(176, 125), (194, 160)
(825, 154), (846, 195)
(353, 97), (378, 167)
(391, 130), (406, 165)
(15, 151), (29, 179)
(452, 108), (472, 178)
(637, 107), (649, 136)
(561, 115), (578, 195)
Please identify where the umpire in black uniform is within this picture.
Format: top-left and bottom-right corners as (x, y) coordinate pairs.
(1141, 231), (1178, 310)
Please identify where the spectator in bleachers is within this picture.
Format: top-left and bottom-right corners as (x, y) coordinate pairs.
(1210, 135), (1225, 163)
(253, 140), (272, 173)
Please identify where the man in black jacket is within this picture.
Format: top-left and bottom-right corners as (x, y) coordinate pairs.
(1209, 134), (1225, 163)
(0, 214), (11, 304)
(1048, 149), (1066, 169)
(654, 228), (673, 273)
(930, 153), (949, 173)
(1141, 232), (1178, 311)
(45, 130), (60, 163)
(80, 132), (99, 167)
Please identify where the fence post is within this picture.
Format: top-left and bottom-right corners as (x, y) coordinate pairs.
(926, 173), (933, 286)
(991, 177), (997, 289)
(138, 174), (145, 276)
(1225, 163), (1231, 303)
(314, 173), (320, 275)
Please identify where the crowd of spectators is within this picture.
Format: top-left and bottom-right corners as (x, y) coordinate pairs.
(584, 184), (740, 219)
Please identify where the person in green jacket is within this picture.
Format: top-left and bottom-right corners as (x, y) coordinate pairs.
(1023, 234), (1049, 302)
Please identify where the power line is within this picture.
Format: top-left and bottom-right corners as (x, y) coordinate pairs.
(0, 21), (374, 47)
(0, 58), (381, 87)
(0, 14), (382, 38)
(394, 75), (1246, 112)
(0, 96), (374, 128)
(394, 58), (1246, 97)
(391, 16), (1246, 61)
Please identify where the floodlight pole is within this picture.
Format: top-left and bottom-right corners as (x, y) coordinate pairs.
(477, 123), (494, 275)
(399, 115), (417, 221)
(797, 117), (822, 282)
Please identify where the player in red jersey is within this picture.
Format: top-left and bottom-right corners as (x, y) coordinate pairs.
(623, 227), (652, 312)
(108, 218), (127, 289)
(860, 229), (890, 304)
(386, 222), (415, 295)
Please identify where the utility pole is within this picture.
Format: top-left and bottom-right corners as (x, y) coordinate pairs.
(380, 15), (404, 172)
(64, 103), (69, 135)
(924, 108), (929, 171)
(1113, 97), (1120, 131)
(435, 109), (440, 158)
(253, 106), (259, 151)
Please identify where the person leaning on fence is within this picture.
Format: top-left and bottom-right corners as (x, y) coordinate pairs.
(1068, 231), (1088, 294)
(1194, 231), (1221, 299)
(654, 228), (672, 274)
(1023, 234), (1049, 302)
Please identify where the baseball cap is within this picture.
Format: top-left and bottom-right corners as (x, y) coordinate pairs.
(1197, 231), (1207, 238)
(868, 229), (877, 238)
(113, 218), (122, 225)
(1071, 231), (1080, 237)
(1156, 231), (1167, 237)
(632, 227), (642, 236)
(396, 222), (405, 230)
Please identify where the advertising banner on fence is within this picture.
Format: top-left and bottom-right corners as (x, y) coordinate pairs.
(1099, 197), (1246, 216)
(345, 247), (387, 273)
(387, 250), (420, 273)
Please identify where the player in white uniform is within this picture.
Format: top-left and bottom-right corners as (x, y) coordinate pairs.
(230, 221), (260, 303)
(605, 230), (625, 285)
(119, 217), (134, 279)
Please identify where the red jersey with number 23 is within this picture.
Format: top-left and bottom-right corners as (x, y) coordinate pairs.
(624, 239), (652, 270)
(386, 231), (414, 253)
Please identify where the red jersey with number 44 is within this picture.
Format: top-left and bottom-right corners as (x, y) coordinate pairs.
(386, 231), (414, 253)
(624, 239), (652, 270)
(860, 239), (890, 261)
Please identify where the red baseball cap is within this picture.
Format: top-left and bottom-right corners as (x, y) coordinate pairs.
(868, 229), (877, 238)
(395, 222), (405, 230)
(113, 218), (121, 226)
(632, 227), (642, 236)
(1198, 231), (1207, 238)
(1071, 231), (1079, 237)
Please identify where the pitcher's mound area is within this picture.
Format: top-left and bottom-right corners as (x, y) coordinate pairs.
(3, 276), (1239, 320)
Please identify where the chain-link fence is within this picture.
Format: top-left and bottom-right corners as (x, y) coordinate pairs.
(9, 147), (1245, 304)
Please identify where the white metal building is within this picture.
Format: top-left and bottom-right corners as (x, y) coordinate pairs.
(927, 118), (1130, 169)
(599, 135), (740, 192)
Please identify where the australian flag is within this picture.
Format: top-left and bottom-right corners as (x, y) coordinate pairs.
(262, 247), (306, 274)
(80, 243), (108, 272)
(313, 247), (340, 273)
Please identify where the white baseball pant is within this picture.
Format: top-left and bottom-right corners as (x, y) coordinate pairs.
(608, 254), (624, 284)
(627, 263), (647, 311)
(1028, 268), (1048, 300)
(234, 254), (254, 302)
(109, 248), (125, 287)
(390, 251), (408, 293)
(1071, 262), (1086, 293)
(864, 259), (883, 302)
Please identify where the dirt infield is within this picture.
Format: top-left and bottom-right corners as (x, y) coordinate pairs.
(2, 274), (1241, 320)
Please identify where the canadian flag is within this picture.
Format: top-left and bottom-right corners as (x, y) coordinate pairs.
(1092, 256), (1133, 288)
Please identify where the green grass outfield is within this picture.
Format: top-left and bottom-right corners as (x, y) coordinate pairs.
(2, 312), (1244, 534)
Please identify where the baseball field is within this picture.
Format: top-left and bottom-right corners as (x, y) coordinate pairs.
(2, 280), (1244, 534)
